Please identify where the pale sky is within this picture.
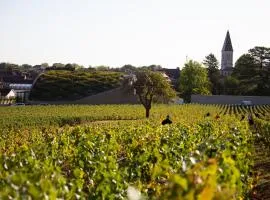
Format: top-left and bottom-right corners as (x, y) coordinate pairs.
(0, 0), (269, 69)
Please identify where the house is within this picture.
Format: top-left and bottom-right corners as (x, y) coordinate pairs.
(0, 74), (34, 102)
(0, 89), (16, 99)
(158, 68), (180, 88)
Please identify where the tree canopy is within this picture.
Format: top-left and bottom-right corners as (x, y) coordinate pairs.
(223, 76), (240, 95)
(203, 53), (221, 94)
(203, 53), (219, 70)
(130, 70), (176, 118)
(179, 60), (211, 102)
(232, 46), (270, 95)
(248, 46), (270, 69)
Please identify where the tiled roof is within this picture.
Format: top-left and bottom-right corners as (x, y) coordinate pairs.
(0, 89), (12, 96)
(1, 76), (33, 84)
(222, 31), (233, 51)
(158, 68), (180, 80)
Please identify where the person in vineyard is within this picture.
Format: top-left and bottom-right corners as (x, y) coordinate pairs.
(204, 112), (210, 117)
(248, 113), (254, 125)
(162, 115), (172, 125)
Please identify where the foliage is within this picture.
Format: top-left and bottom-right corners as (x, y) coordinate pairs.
(203, 54), (222, 94)
(223, 75), (240, 95)
(179, 60), (211, 102)
(249, 47), (270, 95)
(30, 71), (123, 100)
(132, 70), (176, 118)
(232, 46), (270, 95)
(52, 63), (65, 68)
(94, 65), (111, 71)
(1, 104), (269, 199)
(0, 104), (227, 130)
(248, 46), (270, 69)
(41, 63), (49, 68)
(0, 63), (20, 73)
(120, 65), (137, 73)
(232, 54), (257, 95)
(203, 54), (219, 70)
(233, 54), (257, 79)
(140, 65), (163, 71)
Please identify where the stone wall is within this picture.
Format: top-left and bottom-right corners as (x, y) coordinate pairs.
(191, 95), (270, 105)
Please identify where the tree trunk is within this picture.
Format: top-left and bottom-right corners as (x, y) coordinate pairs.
(145, 108), (150, 118)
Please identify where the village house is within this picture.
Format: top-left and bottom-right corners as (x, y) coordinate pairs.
(0, 89), (16, 99)
(157, 68), (180, 89)
(0, 73), (34, 102)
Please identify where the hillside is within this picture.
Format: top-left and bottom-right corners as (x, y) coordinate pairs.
(30, 70), (123, 100)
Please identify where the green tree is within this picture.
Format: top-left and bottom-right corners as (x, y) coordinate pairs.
(248, 46), (270, 95)
(233, 47), (270, 95)
(203, 53), (221, 94)
(233, 54), (257, 79)
(52, 63), (65, 68)
(21, 64), (32, 70)
(232, 54), (257, 95)
(64, 64), (76, 71)
(130, 70), (176, 118)
(71, 63), (84, 70)
(248, 46), (270, 69)
(144, 65), (162, 71)
(0, 63), (19, 73)
(121, 64), (137, 73)
(41, 63), (49, 68)
(223, 76), (240, 95)
(95, 65), (110, 71)
(179, 60), (211, 102)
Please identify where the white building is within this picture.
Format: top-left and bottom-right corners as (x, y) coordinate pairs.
(0, 89), (16, 99)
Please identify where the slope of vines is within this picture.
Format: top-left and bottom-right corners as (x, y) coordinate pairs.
(0, 104), (269, 199)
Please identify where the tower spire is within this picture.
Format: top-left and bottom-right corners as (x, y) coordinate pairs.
(222, 31), (233, 51)
(221, 30), (233, 75)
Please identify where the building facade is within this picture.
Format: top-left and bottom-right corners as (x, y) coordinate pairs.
(0, 75), (33, 102)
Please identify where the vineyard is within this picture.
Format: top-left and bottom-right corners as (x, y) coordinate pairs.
(0, 104), (269, 199)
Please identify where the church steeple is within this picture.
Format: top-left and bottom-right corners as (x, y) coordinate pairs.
(221, 30), (233, 75)
(222, 31), (233, 51)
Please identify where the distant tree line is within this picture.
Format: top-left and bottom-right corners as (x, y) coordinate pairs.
(1, 45), (269, 104)
(0, 62), (164, 74)
(203, 46), (270, 97)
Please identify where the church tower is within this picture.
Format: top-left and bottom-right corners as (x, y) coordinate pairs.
(221, 31), (233, 76)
